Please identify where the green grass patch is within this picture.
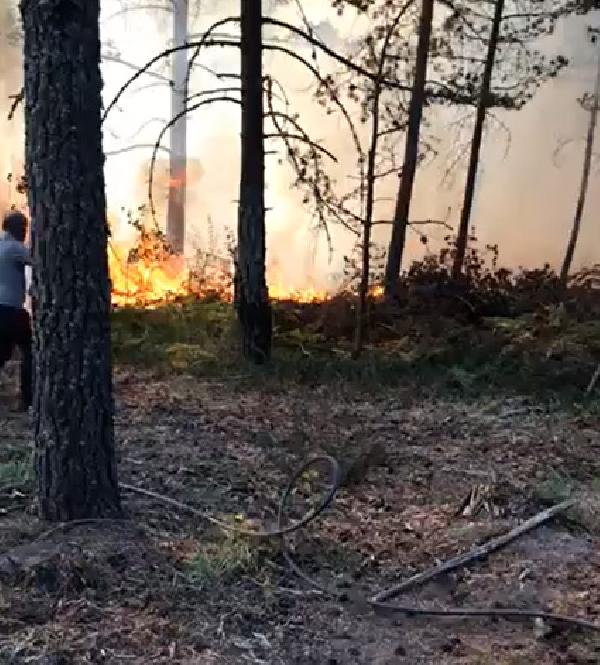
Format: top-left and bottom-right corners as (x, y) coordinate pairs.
(186, 520), (276, 588)
(0, 450), (33, 492)
(111, 300), (600, 401)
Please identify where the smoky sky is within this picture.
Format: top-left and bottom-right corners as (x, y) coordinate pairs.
(2, 1), (600, 289)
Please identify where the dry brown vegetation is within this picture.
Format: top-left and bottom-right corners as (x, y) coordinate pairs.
(1, 356), (600, 663)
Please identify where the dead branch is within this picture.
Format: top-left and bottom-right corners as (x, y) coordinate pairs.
(121, 454), (340, 540)
(102, 13), (418, 127)
(185, 85), (242, 105)
(371, 497), (576, 604)
(102, 3), (171, 24)
(105, 144), (170, 157)
(148, 95), (242, 226)
(118, 457), (598, 633)
(586, 363), (600, 396)
(7, 89), (24, 121)
(264, 131), (337, 162)
(102, 53), (170, 82)
(265, 78), (335, 249)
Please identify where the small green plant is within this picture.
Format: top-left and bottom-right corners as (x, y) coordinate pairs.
(536, 468), (575, 504)
(0, 453), (33, 491)
(186, 520), (275, 588)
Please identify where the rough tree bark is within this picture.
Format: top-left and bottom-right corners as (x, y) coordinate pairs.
(560, 49), (600, 286)
(451, 0), (505, 280)
(236, 0), (272, 363)
(166, 0), (188, 254)
(383, 0), (435, 300)
(20, 0), (121, 520)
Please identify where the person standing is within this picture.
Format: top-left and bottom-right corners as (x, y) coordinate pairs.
(0, 210), (32, 410)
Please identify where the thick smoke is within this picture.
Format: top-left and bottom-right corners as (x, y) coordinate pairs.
(9, 0), (599, 289)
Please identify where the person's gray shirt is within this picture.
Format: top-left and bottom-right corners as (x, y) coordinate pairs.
(0, 231), (31, 309)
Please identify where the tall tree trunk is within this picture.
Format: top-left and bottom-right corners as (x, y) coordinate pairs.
(354, 6), (410, 355)
(21, 0), (121, 521)
(560, 49), (600, 287)
(166, 0), (188, 254)
(353, 81), (381, 357)
(451, 0), (504, 280)
(237, 0), (272, 362)
(383, 0), (434, 300)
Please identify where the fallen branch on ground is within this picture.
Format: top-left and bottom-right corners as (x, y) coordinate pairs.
(121, 471), (599, 633)
(371, 497), (576, 603)
(586, 362), (600, 396)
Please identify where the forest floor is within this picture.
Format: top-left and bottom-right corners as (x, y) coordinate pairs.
(1, 362), (600, 664)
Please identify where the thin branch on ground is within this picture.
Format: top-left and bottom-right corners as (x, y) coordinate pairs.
(371, 497), (577, 603)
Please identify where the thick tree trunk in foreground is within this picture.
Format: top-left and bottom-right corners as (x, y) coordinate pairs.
(560, 50), (600, 286)
(166, 0), (188, 254)
(451, 0), (504, 280)
(236, 0), (272, 363)
(383, 0), (434, 300)
(21, 0), (121, 520)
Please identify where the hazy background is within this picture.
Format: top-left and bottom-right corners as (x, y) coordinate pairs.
(1, 0), (599, 291)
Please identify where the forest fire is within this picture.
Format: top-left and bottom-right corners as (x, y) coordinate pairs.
(109, 239), (192, 307)
(107, 227), (331, 307)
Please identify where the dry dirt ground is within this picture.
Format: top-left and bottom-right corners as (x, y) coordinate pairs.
(1, 367), (600, 664)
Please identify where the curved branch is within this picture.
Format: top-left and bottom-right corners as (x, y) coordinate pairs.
(107, 116), (166, 142)
(184, 17), (241, 99)
(102, 40), (240, 124)
(147, 96), (242, 227)
(263, 43), (363, 158)
(102, 3), (172, 24)
(102, 13), (418, 127)
(185, 86), (242, 105)
(106, 143), (170, 157)
(264, 122), (337, 162)
(7, 89), (23, 121)
(102, 53), (170, 82)
(103, 37), (363, 166)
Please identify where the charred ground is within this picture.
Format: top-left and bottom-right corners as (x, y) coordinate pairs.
(1, 284), (600, 662)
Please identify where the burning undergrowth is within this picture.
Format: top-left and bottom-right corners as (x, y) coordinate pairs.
(108, 212), (330, 308)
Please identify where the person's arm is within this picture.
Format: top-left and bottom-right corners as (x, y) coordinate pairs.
(10, 242), (31, 266)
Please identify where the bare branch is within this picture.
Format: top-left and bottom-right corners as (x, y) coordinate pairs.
(148, 96), (242, 226)
(102, 53), (170, 82)
(264, 129), (337, 162)
(7, 89), (24, 121)
(106, 143), (170, 157)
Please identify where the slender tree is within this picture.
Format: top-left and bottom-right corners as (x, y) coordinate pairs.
(383, 0), (434, 300)
(560, 46), (600, 285)
(237, 0), (272, 362)
(21, 0), (121, 520)
(354, 3), (414, 355)
(451, 0), (505, 280)
(333, 0), (573, 289)
(166, 0), (188, 254)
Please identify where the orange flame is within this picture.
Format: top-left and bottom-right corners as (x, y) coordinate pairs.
(108, 224), (331, 307)
(168, 175), (186, 189)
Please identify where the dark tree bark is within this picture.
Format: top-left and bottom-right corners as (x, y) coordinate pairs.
(383, 0), (434, 300)
(20, 0), (121, 520)
(166, 0), (188, 254)
(236, 0), (272, 363)
(451, 0), (505, 280)
(560, 50), (600, 286)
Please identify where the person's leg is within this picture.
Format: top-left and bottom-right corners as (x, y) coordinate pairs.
(0, 305), (15, 370)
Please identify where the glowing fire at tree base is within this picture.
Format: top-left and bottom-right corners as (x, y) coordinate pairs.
(107, 228), (331, 308)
